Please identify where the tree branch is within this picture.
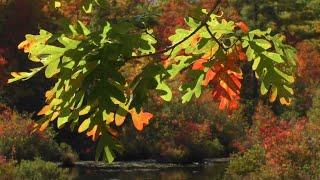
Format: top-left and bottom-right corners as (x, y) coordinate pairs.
(205, 23), (227, 51)
(126, 0), (222, 60)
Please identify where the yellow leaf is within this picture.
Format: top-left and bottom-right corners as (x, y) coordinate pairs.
(54, 1), (61, 8)
(78, 118), (91, 133)
(50, 98), (63, 106)
(79, 106), (91, 116)
(115, 113), (126, 126)
(102, 111), (114, 124)
(269, 86), (278, 102)
(280, 97), (291, 106)
(113, 100), (130, 126)
(115, 107), (128, 126)
(45, 89), (55, 101)
(10, 72), (20, 78)
(50, 111), (60, 121)
(37, 105), (51, 116)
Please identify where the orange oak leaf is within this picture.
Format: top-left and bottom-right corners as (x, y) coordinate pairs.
(192, 58), (207, 70)
(39, 121), (49, 132)
(18, 38), (37, 53)
(192, 50), (243, 111)
(37, 105), (52, 116)
(203, 69), (216, 86)
(130, 109), (153, 131)
(86, 125), (101, 141)
(162, 58), (171, 69)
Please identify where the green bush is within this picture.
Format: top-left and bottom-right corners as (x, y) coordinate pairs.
(307, 88), (320, 123)
(215, 102), (250, 153)
(13, 158), (70, 180)
(201, 139), (224, 157)
(59, 143), (78, 166)
(225, 145), (265, 178)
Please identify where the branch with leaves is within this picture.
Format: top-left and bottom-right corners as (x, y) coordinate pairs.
(127, 0), (222, 60)
(8, 0), (296, 163)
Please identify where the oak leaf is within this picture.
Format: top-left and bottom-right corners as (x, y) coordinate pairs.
(86, 125), (100, 141)
(130, 109), (153, 131)
(192, 50), (243, 111)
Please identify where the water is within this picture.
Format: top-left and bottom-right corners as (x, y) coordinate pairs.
(68, 159), (228, 180)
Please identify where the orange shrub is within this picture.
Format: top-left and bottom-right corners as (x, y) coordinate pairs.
(228, 103), (320, 178)
(0, 104), (65, 161)
(296, 41), (320, 83)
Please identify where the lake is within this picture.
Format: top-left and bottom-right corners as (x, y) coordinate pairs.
(69, 159), (228, 180)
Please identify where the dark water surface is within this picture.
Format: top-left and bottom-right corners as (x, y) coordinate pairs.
(69, 159), (228, 180)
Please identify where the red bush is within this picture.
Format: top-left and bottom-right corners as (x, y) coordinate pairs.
(154, 0), (191, 48)
(234, 104), (318, 176)
(296, 41), (320, 83)
(175, 120), (212, 145)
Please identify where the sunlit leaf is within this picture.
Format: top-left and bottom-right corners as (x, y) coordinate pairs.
(130, 109), (153, 131)
(78, 118), (91, 133)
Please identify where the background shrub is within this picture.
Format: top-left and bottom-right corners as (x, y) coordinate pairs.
(118, 85), (250, 162)
(0, 104), (77, 162)
(0, 156), (15, 180)
(225, 101), (320, 179)
(226, 145), (265, 178)
(13, 158), (69, 180)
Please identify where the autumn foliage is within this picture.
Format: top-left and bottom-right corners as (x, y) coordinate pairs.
(3, 0), (319, 169)
(296, 41), (320, 83)
(228, 103), (320, 178)
(153, 0), (192, 48)
(192, 46), (246, 111)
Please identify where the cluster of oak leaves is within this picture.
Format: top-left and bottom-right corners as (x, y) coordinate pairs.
(15, 20), (246, 132)
(14, 28), (154, 142)
(189, 33), (246, 111)
(165, 21), (249, 111)
(9, 3), (295, 161)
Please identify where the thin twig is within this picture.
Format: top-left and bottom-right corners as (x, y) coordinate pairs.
(228, 39), (239, 49)
(204, 23), (227, 51)
(126, 0), (222, 60)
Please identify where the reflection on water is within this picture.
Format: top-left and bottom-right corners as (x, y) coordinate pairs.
(69, 160), (228, 180)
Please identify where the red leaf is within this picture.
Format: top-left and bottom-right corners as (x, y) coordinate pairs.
(235, 21), (249, 33)
(192, 58), (207, 70)
(203, 69), (216, 86)
(193, 49), (243, 112)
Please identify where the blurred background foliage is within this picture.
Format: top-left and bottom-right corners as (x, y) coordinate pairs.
(0, 0), (319, 178)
